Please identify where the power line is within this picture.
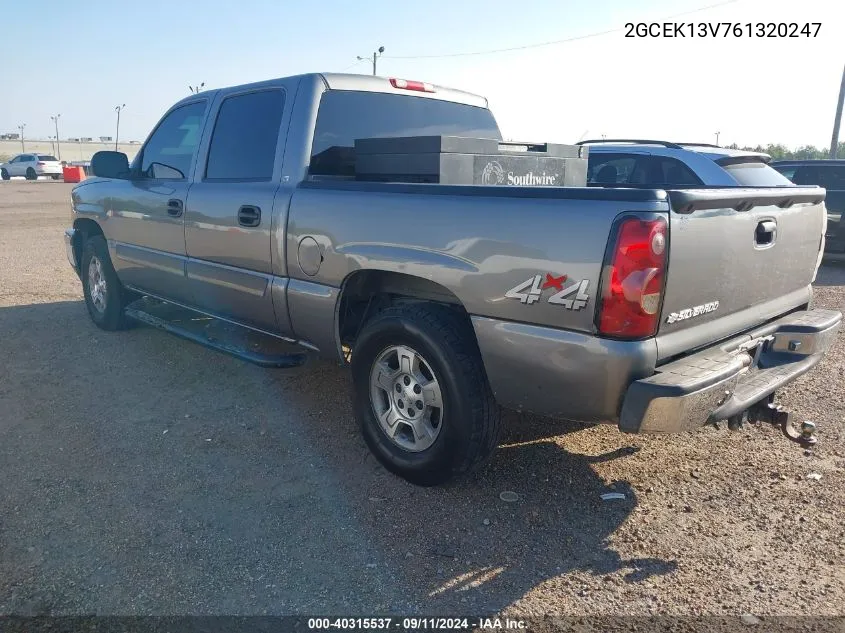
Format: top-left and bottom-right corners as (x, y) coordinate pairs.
(384, 0), (740, 60)
(340, 58), (370, 72)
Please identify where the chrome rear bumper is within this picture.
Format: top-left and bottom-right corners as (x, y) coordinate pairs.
(620, 308), (842, 434)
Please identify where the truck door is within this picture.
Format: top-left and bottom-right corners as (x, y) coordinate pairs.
(108, 99), (208, 304)
(184, 85), (291, 333)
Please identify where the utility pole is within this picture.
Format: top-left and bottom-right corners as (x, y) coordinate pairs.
(17, 124), (25, 152)
(189, 82), (205, 94)
(358, 46), (385, 76)
(115, 104), (125, 151)
(51, 114), (62, 161)
(830, 63), (845, 159)
(715, 131), (720, 146)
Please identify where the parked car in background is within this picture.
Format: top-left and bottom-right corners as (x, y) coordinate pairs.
(580, 140), (794, 188)
(771, 160), (845, 255)
(0, 153), (63, 180)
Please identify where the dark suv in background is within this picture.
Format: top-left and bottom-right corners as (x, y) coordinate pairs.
(771, 160), (845, 256)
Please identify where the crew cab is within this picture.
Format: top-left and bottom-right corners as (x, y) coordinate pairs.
(64, 73), (840, 485)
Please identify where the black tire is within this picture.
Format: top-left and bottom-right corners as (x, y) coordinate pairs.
(80, 235), (133, 330)
(351, 302), (501, 486)
(25, 167), (37, 180)
(0, 169), (9, 181)
(52, 174), (62, 181)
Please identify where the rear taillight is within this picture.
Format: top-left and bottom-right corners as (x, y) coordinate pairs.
(389, 78), (435, 93)
(597, 215), (668, 339)
(37, 162), (45, 166)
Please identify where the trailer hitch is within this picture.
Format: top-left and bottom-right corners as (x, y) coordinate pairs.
(746, 396), (818, 447)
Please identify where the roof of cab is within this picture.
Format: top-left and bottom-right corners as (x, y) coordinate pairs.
(172, 72), (489, 110)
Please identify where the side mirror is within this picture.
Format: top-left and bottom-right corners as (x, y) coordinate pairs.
(91, 151), (130, 179)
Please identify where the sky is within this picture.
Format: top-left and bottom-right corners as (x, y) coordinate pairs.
(1, 0), (843, 149)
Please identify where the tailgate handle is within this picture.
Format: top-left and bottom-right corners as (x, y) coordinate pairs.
(755, 219), (777, 246)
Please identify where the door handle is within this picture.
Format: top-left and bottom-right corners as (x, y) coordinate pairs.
(167, 199), (184, 217)
(238, 205), (261, 228)
(755, 219), (776, 246)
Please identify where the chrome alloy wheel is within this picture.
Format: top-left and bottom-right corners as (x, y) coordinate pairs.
(88, 255), (108, 313)
(369, 345), (444, 452)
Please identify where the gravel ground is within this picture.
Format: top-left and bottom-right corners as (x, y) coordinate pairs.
(0, 181), (843, 619)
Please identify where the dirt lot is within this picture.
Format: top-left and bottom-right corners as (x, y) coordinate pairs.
(0, 181), (843, 618)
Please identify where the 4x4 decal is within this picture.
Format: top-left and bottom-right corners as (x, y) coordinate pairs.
(505, 273), (590, 310)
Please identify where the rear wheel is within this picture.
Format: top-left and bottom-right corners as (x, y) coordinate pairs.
(25, 167), (37, 180)
(51, 174), (61, 181)
(81, 235), (133, 330)
(0, 169), (9, 180)
(351, 302), (501, 486)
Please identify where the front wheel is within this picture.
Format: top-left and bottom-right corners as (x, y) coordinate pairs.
(351, 303), (501, 486)
(25, 167), (37, 180)
(81, 235), (133, 330)
(0, 169), (9, 180)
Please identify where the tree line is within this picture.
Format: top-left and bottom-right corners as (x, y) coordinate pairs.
(725, 142), (845, 160)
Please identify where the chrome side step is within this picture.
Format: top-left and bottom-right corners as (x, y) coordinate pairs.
(125, 297), (309, 369)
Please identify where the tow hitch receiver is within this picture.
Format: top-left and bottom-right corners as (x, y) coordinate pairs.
(746, 396), (818, 447)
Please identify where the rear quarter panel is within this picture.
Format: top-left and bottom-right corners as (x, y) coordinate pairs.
(286, 182), (670, 333)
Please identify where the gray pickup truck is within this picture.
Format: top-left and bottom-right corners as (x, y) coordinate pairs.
(65, 73), (841, 485)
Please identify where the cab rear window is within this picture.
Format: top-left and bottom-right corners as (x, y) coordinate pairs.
(719, 160), (793, 186)
(309, 91), (501, 177)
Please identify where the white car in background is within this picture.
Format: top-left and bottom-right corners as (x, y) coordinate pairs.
(0, 153), (63, 180)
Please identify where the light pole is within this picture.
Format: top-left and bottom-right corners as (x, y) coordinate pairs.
(189, 82), (205, 94)
(830, 63), (845, 159)
(115, 104), (125, 151)
(357, 46), (385, 76)
(715, 131), (720, 146)
(48, 136), (56, 154)
(50, 114), (62, 160)
(17, 124), (25, 152)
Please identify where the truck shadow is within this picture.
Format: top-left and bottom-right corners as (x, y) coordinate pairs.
(0, 300), (677, 615)
(277, 363), (678, 613)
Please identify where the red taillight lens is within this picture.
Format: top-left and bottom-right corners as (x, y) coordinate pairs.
(598, 216), (668, 338)
(37, 162), (45, 166)
(389, 78), (435, 93)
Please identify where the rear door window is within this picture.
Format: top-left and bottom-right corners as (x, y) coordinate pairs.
(204, 89), (286, 181)
(653, 158), (702, 186)
(587, 154), (638, 184)
(309, 91), (501, 176)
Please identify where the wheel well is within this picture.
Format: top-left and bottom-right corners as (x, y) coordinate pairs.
(72, 219), (104, 272)
(337, 270), (472, 356)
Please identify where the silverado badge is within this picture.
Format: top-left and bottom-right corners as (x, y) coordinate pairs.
(666, 301), (720, 324)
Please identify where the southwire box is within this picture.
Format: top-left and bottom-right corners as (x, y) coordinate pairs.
(354, 136), (588, 187)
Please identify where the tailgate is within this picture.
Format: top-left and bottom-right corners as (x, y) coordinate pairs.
(656, 187), (826, 361)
